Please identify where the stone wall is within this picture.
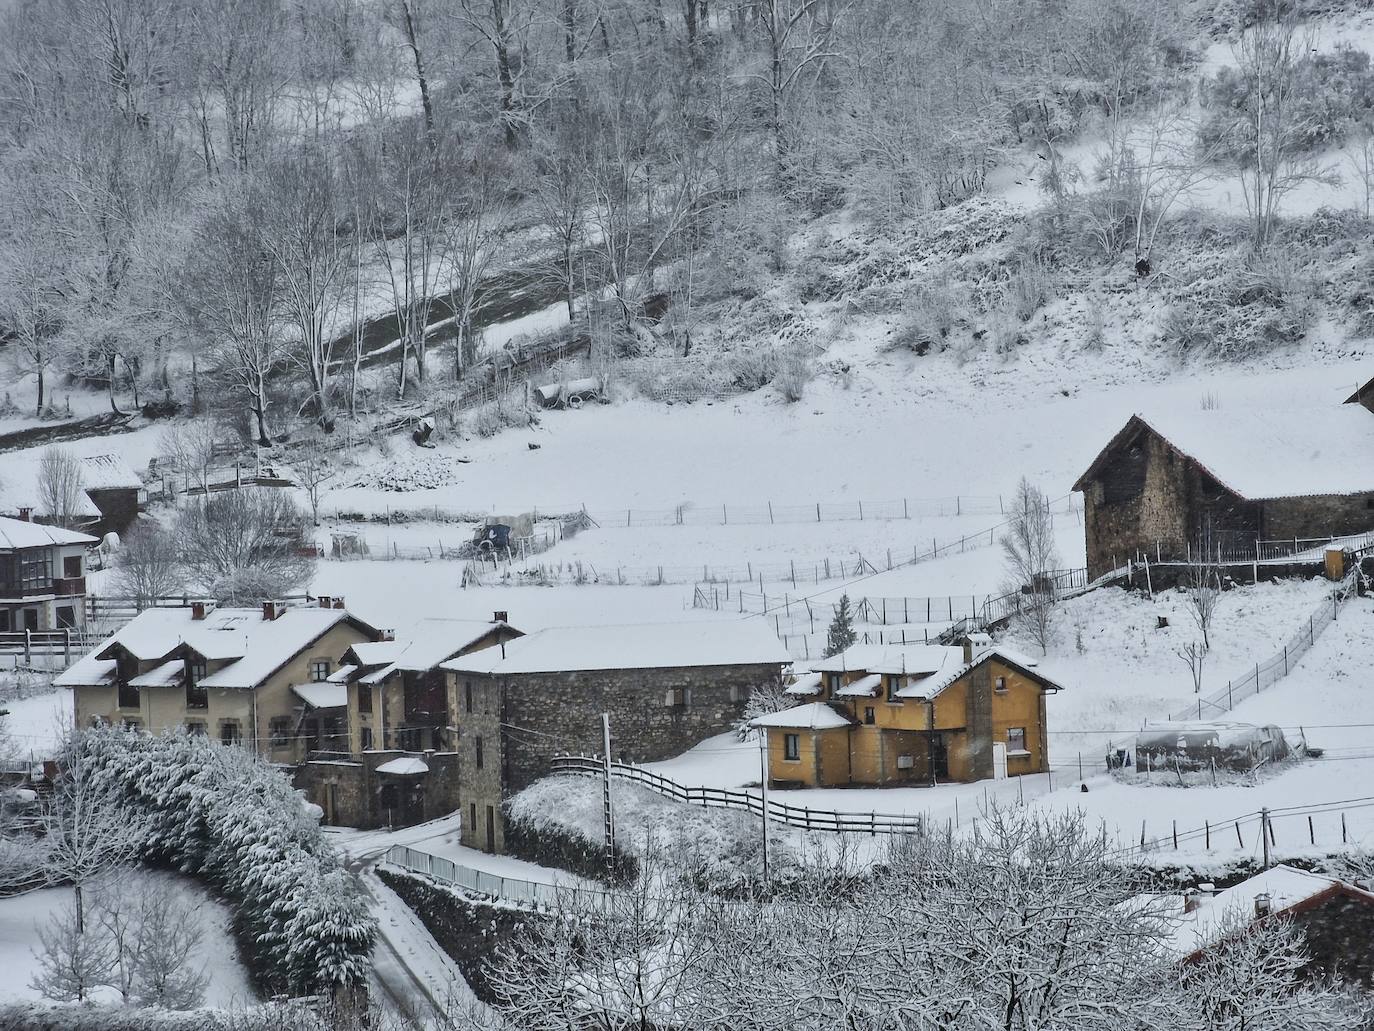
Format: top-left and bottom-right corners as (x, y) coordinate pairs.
(452, 661), (780, 852)
(293, 749), (462, 829)
(1261, 494), (1374, 540)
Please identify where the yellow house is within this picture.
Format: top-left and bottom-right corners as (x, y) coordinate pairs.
(56, 599), (383, 763)
(754, 635), (1063, 787)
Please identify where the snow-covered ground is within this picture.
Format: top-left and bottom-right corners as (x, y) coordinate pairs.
(2, 688), (72, 758)
(0, 872), (253, 1008)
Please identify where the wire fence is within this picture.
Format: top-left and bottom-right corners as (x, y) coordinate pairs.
(1165, 573), (1356, 722)
(326, 494), (1081, 531)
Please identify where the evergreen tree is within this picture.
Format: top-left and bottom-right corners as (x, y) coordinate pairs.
(825, 594), (857, 657)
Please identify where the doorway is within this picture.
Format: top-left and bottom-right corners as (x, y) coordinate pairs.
(930, 732), (949, 780)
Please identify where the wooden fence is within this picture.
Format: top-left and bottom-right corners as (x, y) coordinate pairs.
(0, 629), (105, 667)
(549, 755), (927, 835)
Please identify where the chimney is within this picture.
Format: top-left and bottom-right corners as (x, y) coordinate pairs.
(493, 610), (508, 624)
(262, 600), (284, 621)
(1254, 892), (1272, 918)
(318, 595), (333, 609)
(332, 597), (345, 609)
(191, 602), (207, 621)
(17, 507), (31, 522)
(962, 632), (993, 664)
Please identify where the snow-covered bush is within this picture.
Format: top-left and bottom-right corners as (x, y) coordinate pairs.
(78, 729), (374, 996)
(771, 349), (813, 402)
(470, 398), (534, 438)
(889, 281), (968, 354)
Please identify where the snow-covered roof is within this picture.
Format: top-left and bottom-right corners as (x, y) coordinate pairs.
(442, 620), (790, 675)
(835, 673), (882, 698)
(751, 702), (855, 731)
(59, 605), (375, 692)
(293, 681), (348, 709)
(128, 659), (184, 688)
(1163, 865), (1370, 957)
(784, 671), (823, 696)
(326, 663), (359, 683)
(349, 641), (403, 667)
(79, 453), (142, 490)
(810, 644), (964, 676)
(1078, 408), (1374, 500)
(376, 756), (429, 775)
(0, 515), (98, 550)
(54, 657), (116, 688)
(1136, 721), (1282, 750)
(896, 647), (1059, 700)
(392, 618), (516, 671)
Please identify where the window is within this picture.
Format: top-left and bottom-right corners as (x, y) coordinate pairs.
(117, 681), (140, 710)
(186, 661), (208, 710)
(825, 672), (842, 694)
(886, 675), (902, 702)
(19, 551), (50, 592)
(784, 733), (800, 761)
(863, 706), (876, 725)
(220, 721), (241, 746)
(469, 802), (477, 833)
(269, 717), (292, 747)
(1007, 727), (1027, 754)
(185, 721), (207, 736)
(475, 735), (484, 770)
(666, 687), (689, 707)
(55, 606), (76, 629)
(994, 676), (1008, 693)
(122, 718), (142, 732)
(464, 681), (474, 714)
(360, 727), (374, 751)
(309, 659), (331, 682)
(357, 685), (372, 714)
(62, 555), (82, 578)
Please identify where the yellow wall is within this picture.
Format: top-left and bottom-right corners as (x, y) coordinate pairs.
(774, 656), (1053, 788)
(72, 619), (371, 761)
(766, 727), (853, 787)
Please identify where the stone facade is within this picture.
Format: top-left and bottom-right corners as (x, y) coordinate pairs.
(1077, 417), (1374, 579)
(448, 662), (779, 852)
(293, 749), (463, 829)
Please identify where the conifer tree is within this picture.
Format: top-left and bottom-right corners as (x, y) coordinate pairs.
(825, 594), (857, 657)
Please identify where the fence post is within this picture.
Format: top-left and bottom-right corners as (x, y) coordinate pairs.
(64, 627), (71, 666)
(23, 630), (31, 667)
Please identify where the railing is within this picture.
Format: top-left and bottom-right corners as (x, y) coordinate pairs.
(549, 756), (927, 835)
(84, 593), (313, 629)
(0, 629), (105, 666)
(1128, 529), (1374, 568)
(383, 843), (611, 909)
(1165, 572), (1356, 722)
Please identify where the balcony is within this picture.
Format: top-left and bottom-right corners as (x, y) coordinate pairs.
(52, 576), (86, 598)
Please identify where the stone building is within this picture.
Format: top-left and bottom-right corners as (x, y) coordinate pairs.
(294, 615), (522, 829)
(753, 635), (1063, 788)
(441, 621), (791, 853)
(77, 454), (145, 536)
(1074, 409), (1374, 579)
(56, 598), (383, 763)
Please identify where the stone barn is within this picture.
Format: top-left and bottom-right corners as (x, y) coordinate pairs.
(441, 621), (790, 853)
(1073, 409), (1374, 579)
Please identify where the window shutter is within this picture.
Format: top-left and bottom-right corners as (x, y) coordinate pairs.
(664, 689), (674, 707)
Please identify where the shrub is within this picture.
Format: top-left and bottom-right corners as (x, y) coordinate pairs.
(889, 281), (967, 354)
(771, 349), (814, 402)
(79, 729), (374, 997)
(470, 398), (533, 438)
(1161, 300), (1215, 357)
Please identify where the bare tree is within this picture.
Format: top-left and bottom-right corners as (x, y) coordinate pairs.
(37, 738), (145, 935)
(1223, 4), (1337, 251)
(1183, 549), (1222, 651)
(97, 872), (209, 1009)
(31, 898), (115, 1003)
(159, 419), (219, 496)
(447, 152), (512, 378)
(110, 522), (186, 606)
(1176, 639), (1206, 695)
(293, 441), (337, 526)
(174, 488), (314, 602)
(1001, 477), (1059, 655)
(37, 447), (86, 529)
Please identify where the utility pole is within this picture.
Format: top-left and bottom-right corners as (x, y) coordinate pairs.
(758, 727), (770, 884)
(1261, 806), (1271, 869)
(601, 713), (615, 867)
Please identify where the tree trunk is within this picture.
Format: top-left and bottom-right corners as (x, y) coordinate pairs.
(35, 365), (44, 417)
(684, 0), (697, 44)
(253, 372), (270, 446)
(564, 234), (575, 321)
(74, 882), (84, 935)
(107, 353), (125, 415)
(492, 0), (519, 148)
(563, 0), (577, 63)
(399, 0), (437, 151)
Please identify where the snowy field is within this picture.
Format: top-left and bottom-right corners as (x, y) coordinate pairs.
(0, 872), (253, 1008)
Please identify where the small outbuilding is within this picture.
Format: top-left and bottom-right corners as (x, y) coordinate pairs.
(1134, 721), (1290, 773)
